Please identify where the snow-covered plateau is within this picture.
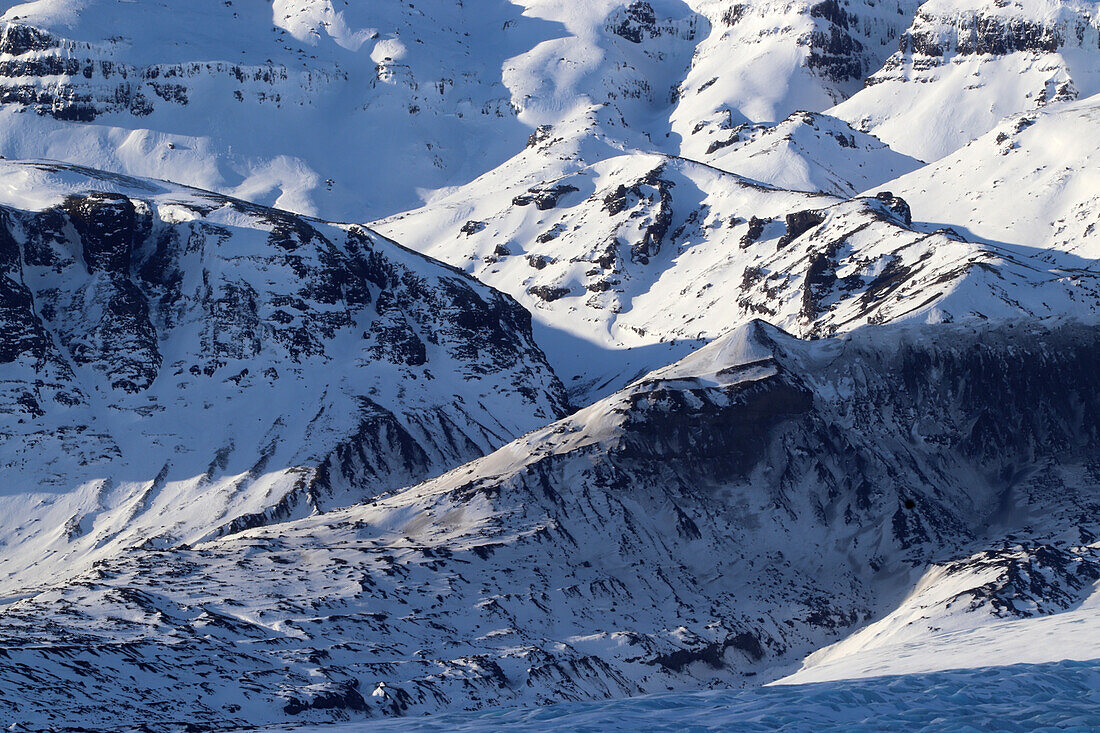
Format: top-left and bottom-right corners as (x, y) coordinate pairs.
(0, 0), (1097, 730)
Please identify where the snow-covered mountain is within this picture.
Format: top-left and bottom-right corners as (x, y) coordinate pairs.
(689, 110), (923, 197)
(0, 0), (566, 219)
(0, 0), (1096, 219)
(831, 0), (1100, 160)
(0, 0), (1099, 729)
(0, 0), (960, 221)
(671, 0), (921, 138)
(0, 159), (566, 598)
(2, 318), (1098, 728)
(378, 149), (1099, 399)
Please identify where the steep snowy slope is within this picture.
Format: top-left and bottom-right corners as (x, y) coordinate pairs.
(1, 318), (1098, 728)
(691, 111), (923, 197)
(379, 149), (1100, 398)
(783, 565), (1100, 684)
(831, 0), (1100, 160)
(616, 0), (936, 218)
(672, 0), (920, 138)
(0, 159), (567, 598)
(882, 92), (1100, 258)
(0, 0), (567, 219)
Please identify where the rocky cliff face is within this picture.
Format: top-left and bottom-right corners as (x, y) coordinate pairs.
(1, 318), (1096, 728)
(0, 22), (332, 122)
(0, 160), (568, 597)
(832, 0), (1100, 158)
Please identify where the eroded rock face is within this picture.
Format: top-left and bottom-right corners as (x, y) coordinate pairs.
(871, 191), (912, 226)
(900, 9), (1069, 58)
(606, 1), (697, 44)
(804, 0), (867, 84)
(1, 186), (566, 403)
(838, 0), (1100, 159)
(57, 193), (161, 392)
(512, 183), (580, 210)
(778, 209), (826, 248)
(0, 22), (332, 121)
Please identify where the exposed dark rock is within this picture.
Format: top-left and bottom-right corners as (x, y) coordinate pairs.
(306, 397), (434, 507)
(368, 319), (428, 366)
(527, 254), (553, 270)
(810, 0), (850, 31)
(778, 210), (826, 248)
(739, 216), (768, 249)
(944, 544), (1100, 618)
(871, 191), (912, 227)
(722, 4), (748, 26)
(63, 193), (138, 273)
(585, 279), (616, 293)
(603, 184), (632, 215)
(600, 167), (674, 264)
(705, 133), (740, 154)
(801, 252), (837, 321)
(0, 213), (52, 367)
(529, 284), (571, 302)
(806, 27), (865, 82)
(901, 14), (1064, 58)
(594, 239), (620, 270)
(617, 369), (814, 479)
(460, 220), (486, 236)
(526, 124), (553, 148)
(534, 184), (578, 210)
(283, 681), (369, 716)
(632, 194), (672, 263)
(607, 2), (658, 43)
(512, 183), (578, 210)
(535, 225), (564, 244)
(60, 193), (161, 391)
(0, 24), (318, 121)
(648, 632), (765, 672)
(0, 24), (56, 55)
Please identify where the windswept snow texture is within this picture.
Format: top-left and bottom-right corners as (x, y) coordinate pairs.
(885, 92), (1100, 258)
(271, 659), (1100, 732)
